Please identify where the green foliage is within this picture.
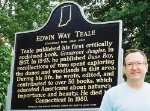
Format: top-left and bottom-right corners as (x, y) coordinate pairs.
(0, 43), (12, 111)
(0, 0), (51, 110)
(145, 74), (150, 83)
(0, 0), (51, 44)
(0, 13), (19, 45)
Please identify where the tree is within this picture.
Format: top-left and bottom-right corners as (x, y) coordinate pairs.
(0, 34), (11, 111)
(0, 0), (52, 110)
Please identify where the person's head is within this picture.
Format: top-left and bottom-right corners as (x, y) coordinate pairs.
(123, 49), (148, 82)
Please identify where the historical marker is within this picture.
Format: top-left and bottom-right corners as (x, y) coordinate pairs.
(7, 2), (122, 111)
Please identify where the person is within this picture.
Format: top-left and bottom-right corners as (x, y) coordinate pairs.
(99, 49), (150, 111)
